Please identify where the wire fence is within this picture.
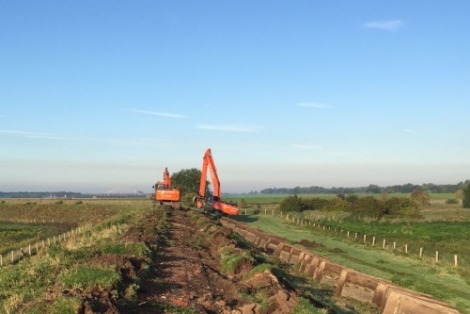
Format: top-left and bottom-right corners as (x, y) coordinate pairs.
(0, 223), (93, 267)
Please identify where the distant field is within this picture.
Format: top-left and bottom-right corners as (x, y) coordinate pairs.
(225, 192), (457, 204)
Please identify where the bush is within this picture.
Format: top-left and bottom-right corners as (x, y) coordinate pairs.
(463, 184), (470, 208)
(279, 195), (307, 212)
(445, 199), (459, 205)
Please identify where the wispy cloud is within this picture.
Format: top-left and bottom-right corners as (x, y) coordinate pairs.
(196, 124), (262, 133)
(297, 102), (334, 109)
(364, 20), (404, 31)
(0, 130), (62, 140)
(128, 109), (185, 118)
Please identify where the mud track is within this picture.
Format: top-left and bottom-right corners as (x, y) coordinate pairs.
(75, 206), (378, 314)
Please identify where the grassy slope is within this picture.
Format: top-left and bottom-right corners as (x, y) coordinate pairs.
(232, 214), (470, 314)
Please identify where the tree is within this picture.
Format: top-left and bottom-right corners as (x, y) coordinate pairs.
(463, 185), (470, 208)
(366, 184), (381, 194)
(171, 168), (204, 196)
(410, 189), (430, 208)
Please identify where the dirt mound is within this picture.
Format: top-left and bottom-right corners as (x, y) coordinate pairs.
(297, 239), (324, 248)
(240, 270), (298, 314)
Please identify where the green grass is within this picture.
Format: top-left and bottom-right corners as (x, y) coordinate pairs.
(59, 266), (121, 291)
(99, 242), (149, 257)
(232, 214), (470, 313)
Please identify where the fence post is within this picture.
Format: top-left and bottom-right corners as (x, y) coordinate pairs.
(454, 255), (458, 267)
(393, 242), (396, 250)
(264, 208), (267, 215)
(11, 251), (14, 263)
(382, 239), (386, 248)
(355, 232), (357, 239)
(363, 235), (367, 243)
(29, 244), (31, 256)
(436, 251), (439, 263)
(1, 254), (2, 266)
(372, 237), (376, 246)
(405, 244), (408, 253)
(419, 248), (423, 258)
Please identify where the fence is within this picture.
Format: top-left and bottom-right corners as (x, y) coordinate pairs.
(0, 223), (93, 267)
(238, 208), (464, 268)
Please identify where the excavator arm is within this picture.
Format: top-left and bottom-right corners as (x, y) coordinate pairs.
(194, 148), (239, 216)
(198, 149), (221, 199)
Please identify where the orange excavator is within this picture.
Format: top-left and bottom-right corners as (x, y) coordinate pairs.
(193, 148), (239, 216)
(153, 167), (180, 209)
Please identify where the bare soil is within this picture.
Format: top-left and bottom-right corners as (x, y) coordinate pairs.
(66, 206), (376, 314)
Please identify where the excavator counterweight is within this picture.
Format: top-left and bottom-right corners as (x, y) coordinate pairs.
(153, 167), (180, 209)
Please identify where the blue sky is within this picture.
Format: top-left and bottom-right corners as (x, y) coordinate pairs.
(1, 1), (469, 194)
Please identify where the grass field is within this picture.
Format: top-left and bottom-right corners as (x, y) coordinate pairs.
(231, 213), (470, 313)
(225, 192), (457, 205)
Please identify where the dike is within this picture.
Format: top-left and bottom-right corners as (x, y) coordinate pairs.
(220, 217), (460, 314)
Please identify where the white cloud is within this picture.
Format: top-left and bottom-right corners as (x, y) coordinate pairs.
(364, 20), (404, 31)
(196, 124), (262, 133)
(0, 130), (62, 140)
(297, 102), (334, 109)
(129, 109), (185, 118)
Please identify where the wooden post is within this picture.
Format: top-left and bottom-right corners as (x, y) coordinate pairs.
(244, 209), (247, 215)
(372, 237), (376, 246)
(58, 234), (61, 242)
(11, 251), (14, 263)
(454, 255), (458, 267)
(393, 242), (396, 250)
(1, 254), (2, 266)
(347, 231), (350, 237)
(436, 251), (439, 263)
(419, 248), (423, 258)
(264, 208), (267, 215)
(29, 244), (31, 256)
(405, 244), (408, 253)
(355, 232), (357, 239)
(48, 238), (51, 246)
(382, 239), (386, 248)
(363, 235), (367, 243)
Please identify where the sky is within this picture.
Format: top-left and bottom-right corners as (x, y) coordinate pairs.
(1, 1), (469, 194)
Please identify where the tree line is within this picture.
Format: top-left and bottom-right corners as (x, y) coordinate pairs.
(260, 180), (470, 195)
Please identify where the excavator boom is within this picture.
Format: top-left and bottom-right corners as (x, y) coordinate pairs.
(194, 148), (239, 216)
